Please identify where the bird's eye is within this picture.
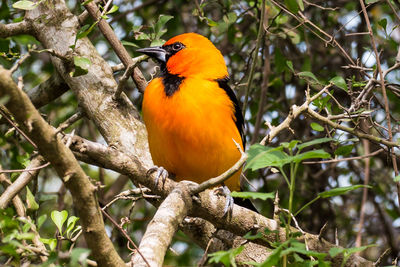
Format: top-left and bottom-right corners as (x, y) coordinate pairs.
(172, 43), (182, 51)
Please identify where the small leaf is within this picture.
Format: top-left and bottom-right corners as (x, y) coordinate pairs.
(296, 0), (304, 11)
(37, 215), (47, 229)
(106, 5), (119, 14)
(285, 0), (299, 13)
(71, 56), (91, 77)
(286, 60), (294, 72)
(154, 14), (173, 38)
(365, 0), (379, 3)
(345, 244), (376, 255)
(51, 210), (68, 234)
(329, 247), (344, 258)
(292, 149), (330, 163)
(12, 0), (36, 10)
(330, 76), (347, 91)
(40, 238), (57, 251)
(66, 216), (79, 238)
(318, 185), (371, 198)
(298, 71), (320, 84)
(26, 187), (39, 211)
(334, 144), (354, 156)
(243, 231), (264, 240)
(231, 191), (275, 201)
(208, 246), (244, 266)
(121, 40), (139, 48)
(394, 174), (400, 182)
(0, 96), (10, 105)
(246, 144), (290, 170)
(297, 138), (333, 151)
(70, 248), (91, 266)
(311, 122), (324, 132)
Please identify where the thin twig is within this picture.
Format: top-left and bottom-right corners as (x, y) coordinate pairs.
(101, 209), (151, 267)
(0, 107), (37, 149)
(359, 0), (399, 202)
(113, 63), (135, 100)
(242, 0), (266, 113)
(0, 162), (50, 174)
(56, 109), (84, 133)
(303, 148), (384, 164)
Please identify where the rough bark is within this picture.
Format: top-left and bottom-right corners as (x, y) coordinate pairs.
(0, 66), (125, 267)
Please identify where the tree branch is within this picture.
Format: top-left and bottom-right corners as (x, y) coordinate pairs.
(132, 183), (192, 266)
(0, 66), (125, 267)
(0, 21), (32, 38)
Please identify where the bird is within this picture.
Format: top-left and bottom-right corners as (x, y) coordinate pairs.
(137, 33), (256, 212)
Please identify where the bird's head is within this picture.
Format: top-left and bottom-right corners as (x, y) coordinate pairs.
(137, 33), (228, 80)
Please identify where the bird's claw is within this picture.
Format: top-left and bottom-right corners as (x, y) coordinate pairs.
(147, 166), (169, 186)
(214, 185), (234, 216)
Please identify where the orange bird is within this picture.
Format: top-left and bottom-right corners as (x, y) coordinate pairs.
(138, 33), (255, 211)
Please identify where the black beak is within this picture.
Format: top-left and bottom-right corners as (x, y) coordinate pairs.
(137, 47), (166, 63)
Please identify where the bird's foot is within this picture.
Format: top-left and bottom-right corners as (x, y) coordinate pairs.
(214, 185), (234, 216)
(147, 166), (169, 186)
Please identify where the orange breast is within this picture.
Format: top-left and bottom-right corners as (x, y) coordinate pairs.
(142, 77), (243, 191)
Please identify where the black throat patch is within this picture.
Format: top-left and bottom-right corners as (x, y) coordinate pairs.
(161, 71), (184, 97)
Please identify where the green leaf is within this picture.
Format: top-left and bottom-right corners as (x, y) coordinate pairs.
(281, 140), (300, 150)
(243, 231), (264, 240)
(0, 96), (10, 105)
(230, 191), (275, 201)
(40, 238), (57, 251)
(330, 76), (347, 91)
(150, 39), (166, 47)
(394, 174), (400, 182)
(106, 5), (119, 14)
(298, 71), (320, 84)
(71, 56), (91, 77)
(37, 214), (47, 229)
(292, 149), (331, 163)
(51, 210), (68, 234)
(328, 247), (343, 258)
(121, 40), (139, 48)
(208, 246), (244, 267)
(66, 216), (79, 238)
(246, 144), (290, 170)
(365, 0), (379, 4)
(70, 248), (91, 266)
(285, 0), (299, 13)
(26, 187), (39, 211)
(310, 122), (324, 132)
(318, 185), (371, 198)
(345, 244), (376, 255)
(12, 0), (36, 10)
(154, 15), (173, 38)
(286, 60), (294, 72)
(297, 137), (333, 151)
(296, 0), (304, 11)
(206, 18), (218, 27)
(334, 144), (354, 156)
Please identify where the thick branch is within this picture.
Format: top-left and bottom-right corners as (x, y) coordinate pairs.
(69, 135), (373, 266)
(82, 0), (147, 93)
(0, 21), (32, 38)
(25, 0), (152, 166)
(0, 66), (125, 267)
(27, 71), (70, 108)
(132, 183), (192, 266)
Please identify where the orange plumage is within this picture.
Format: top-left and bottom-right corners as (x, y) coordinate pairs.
(140, 33), (244, 192)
